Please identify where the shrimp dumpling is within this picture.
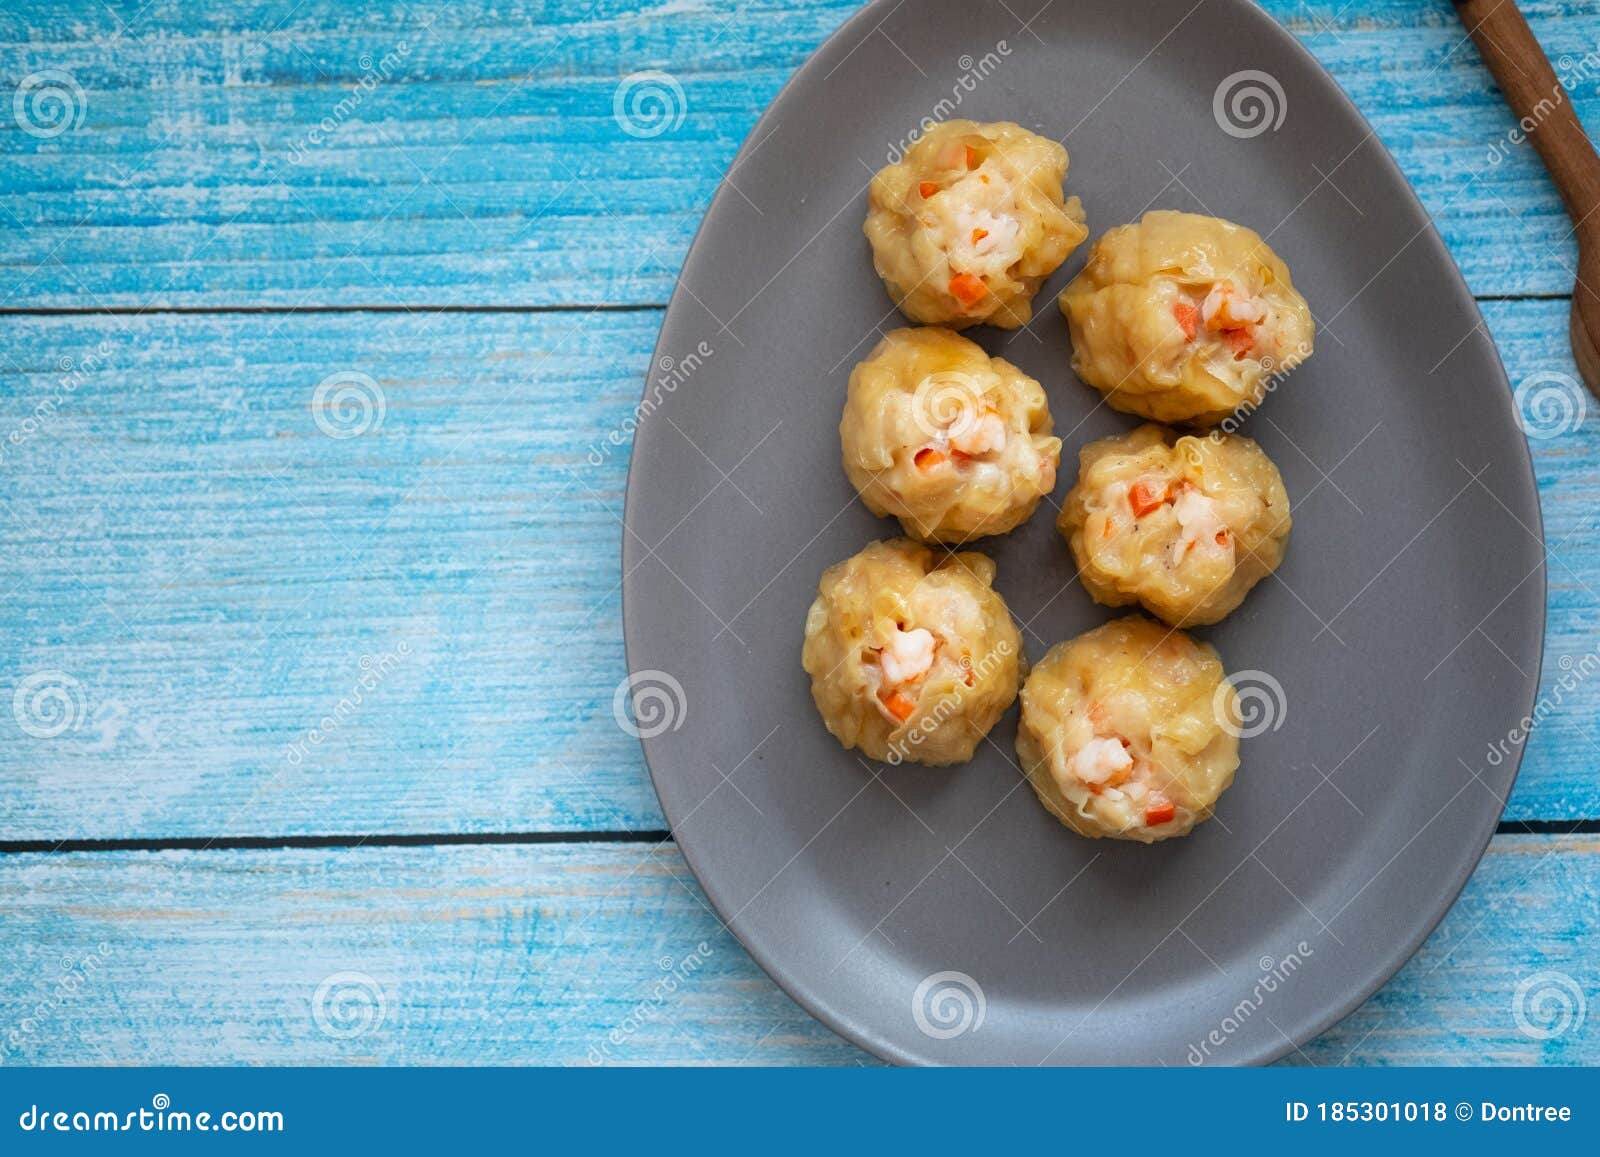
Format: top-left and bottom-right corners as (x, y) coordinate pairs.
(801, 539), (1023, 766)
(842, 327), (1062, 543)
(1017, 616), (1241, 842)
(865, 120), (1088, 329)
(1060, 424), (1290, 626)
(1059, 211), (1315, 425)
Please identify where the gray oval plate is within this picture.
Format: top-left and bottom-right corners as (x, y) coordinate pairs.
(623, 0), (1544, 1065)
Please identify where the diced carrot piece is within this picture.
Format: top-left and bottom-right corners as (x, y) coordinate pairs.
(1128, 480), (1164, 517)
(1215, 530), (1230, 546)
(964, 145), (980, 168)
(1145, 795), (1177, 825)
(914, 447), (946, 470)
(971, 227), (989, 244)
(919, 181), (939, 198)
(1224, 327), (1256, 359)
(1173, 301), (1199, 341)
(949, 273), (987, 306)
(883, 690), (917, 721)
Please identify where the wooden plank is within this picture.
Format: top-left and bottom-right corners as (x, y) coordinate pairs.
(0, 308), (661, 838)
(2, 0), (1597, 307)
(0, 833), (1593, 1064)
(2, 300), (1595, 839)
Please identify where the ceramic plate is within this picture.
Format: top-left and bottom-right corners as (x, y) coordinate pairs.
(623, 0), (1544, 1065)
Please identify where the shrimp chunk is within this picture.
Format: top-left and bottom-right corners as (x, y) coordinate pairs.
(1201, 281), (1266, 332)
(1066, 736), (1133, 786)
(953, 205), (1022, 272)
(950, 409), (1007, 457)
(880, 626), (937, 686)
(1171, 488), (1230, 563)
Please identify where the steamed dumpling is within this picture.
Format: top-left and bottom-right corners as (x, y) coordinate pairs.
(866, 120), (1088, 329)
(801, 538), (1023, 766)
(1059, 210), (1314, 425)
(842, 327), (1061, 542)
(1017, 616), (1240, 842)
(1059, 424), (1290, 626)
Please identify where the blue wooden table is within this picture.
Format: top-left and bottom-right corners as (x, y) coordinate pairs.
(2, 0), (1598, 1065)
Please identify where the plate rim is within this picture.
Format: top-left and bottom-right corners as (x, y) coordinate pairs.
(622, 0), (1547, 1066)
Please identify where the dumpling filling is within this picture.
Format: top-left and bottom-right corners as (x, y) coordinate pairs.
(865, 120), (1088, 328)
(1059, 424), (1290, 628)
(1057, 732), (1177, 828)
(1172, 279), (1272, 361)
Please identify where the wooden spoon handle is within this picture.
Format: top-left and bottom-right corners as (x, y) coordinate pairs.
(1453, 0), (1600, 234)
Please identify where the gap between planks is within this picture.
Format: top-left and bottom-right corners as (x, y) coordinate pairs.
(0, 821), (1595, 857)
(0, 303), (669, 317)
(0, 293), (1576, 319)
